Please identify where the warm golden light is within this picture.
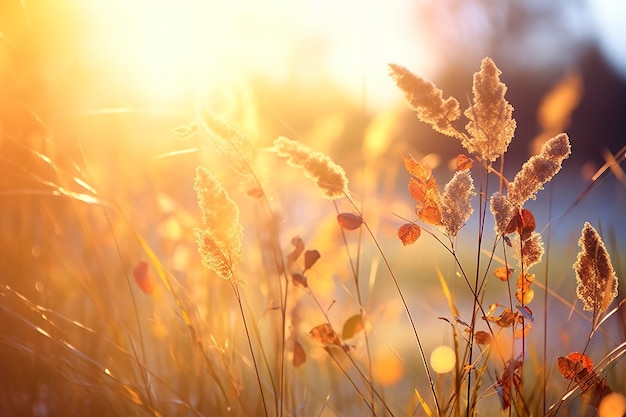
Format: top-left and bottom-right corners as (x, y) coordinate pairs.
(72, 0), (433, 110)
(430, 345), (455, 374)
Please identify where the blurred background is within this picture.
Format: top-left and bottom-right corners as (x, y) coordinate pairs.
(0, 0), (624, 415)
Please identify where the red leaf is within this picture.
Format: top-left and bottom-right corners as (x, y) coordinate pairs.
(397, 223), (421, 246)
(337, 213), (363, 230)
(133, 261), (153, 295)
(304, 250), (321, 270)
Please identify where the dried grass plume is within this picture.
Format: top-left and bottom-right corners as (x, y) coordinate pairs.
(388, 63), (462, 138)
(574, 222), (618, 315)
(273, 136), (350, 200)
(440, 170), (476, 236)
(463, 57), (516, 163)
(194, 166), (244, 283)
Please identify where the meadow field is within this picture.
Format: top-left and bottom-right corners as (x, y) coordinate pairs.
(1, 2), (625, 416)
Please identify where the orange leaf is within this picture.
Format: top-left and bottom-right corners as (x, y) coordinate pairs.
(293, 340), (306, 367)
(403, 155), (432, 180)
(408, 177), (427, 203)
(418, 202), (442, 226)
(337, 213), (363, 230)
(133, 261), (154, 295)
(309, 323), (341, 346)
(494, 267), (513, 281)
(567, 352), (594, 373)
(456, 154), (473, 170)
(398, 223), (421, 246)
(515, 288), (535, 305)
(342, 314), (365, 340)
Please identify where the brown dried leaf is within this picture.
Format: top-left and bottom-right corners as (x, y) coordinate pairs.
(398, 223), (421, 246)
(309, 323), (341, 346)
(304, 250), (321, 270)
(337, 213), (363, 230)
(292, 273), (308, 288)
(456, 154), (474, 171)
(504, 209), (536, 240)
(287, 237), (305, 263)
(475, 330), (493, 345)
(293, 340), (306, 367)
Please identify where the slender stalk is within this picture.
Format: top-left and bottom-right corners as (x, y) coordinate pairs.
(346, 195), (441, 416)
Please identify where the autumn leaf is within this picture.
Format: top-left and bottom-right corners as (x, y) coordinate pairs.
(133, 261), (154, 295)
(292, 273), (308, 288)
(287, 236), (305, 263)
(309, 323), (341, 346)
(398, 223), (421, 246)
(293, 340), (306, 367)
(403, 154), (432, 180)
(418, 200), (443, 226)
(456, 154), (473, 170)
(557, 352), (595, 382)
(494, 266), (513, 281)
(304, 250), (321, 270)
(337, 213), (363, 230)
(504, 208), (536, 240)
(342, 314), (365, 340)
(474, 330), (493, 345)
(516, 288), (535, 305)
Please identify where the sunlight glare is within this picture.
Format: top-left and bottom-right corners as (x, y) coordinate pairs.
(76, 0), (432, 109)
(430, 345), (455, 374)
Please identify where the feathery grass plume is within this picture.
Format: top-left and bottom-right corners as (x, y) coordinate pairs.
(388, 63), (462, 138)
(490, 192), (516, 235)
(193, 166), (244, 282)
(507, 133), (571, 207)
(273, 136), (349, 200)
(463, 57), (517, 163)
(197, 107), (257, 178)
(574, 222), (618, 314)
(512, 231), (544, 270)
(440, 170), (476, 236)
